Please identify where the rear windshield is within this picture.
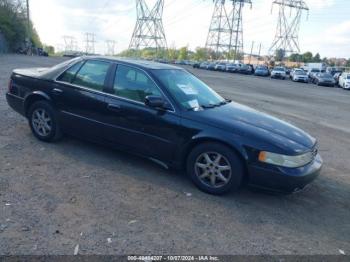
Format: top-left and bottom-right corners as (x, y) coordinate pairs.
(274, 67), (285, 71)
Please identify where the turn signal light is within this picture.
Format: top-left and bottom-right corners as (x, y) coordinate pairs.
(258, 151), (266, 162)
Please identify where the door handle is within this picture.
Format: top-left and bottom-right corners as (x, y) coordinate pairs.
(107, 103), (122, 112)
(52, 88), (63, 95)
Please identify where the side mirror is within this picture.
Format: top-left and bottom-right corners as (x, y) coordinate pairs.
(145, 95), (166, 109)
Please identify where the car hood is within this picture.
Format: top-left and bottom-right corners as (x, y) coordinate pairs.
(185, 102), (316, 154)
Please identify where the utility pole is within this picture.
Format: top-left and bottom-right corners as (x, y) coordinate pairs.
(257, 43), (261, 64)
(248, 41), (254, 64)
(129, 0), (167, 57)
(25, 0), (30, 40)
(205, 0), (252, 60)
(269, 0), (309, 57)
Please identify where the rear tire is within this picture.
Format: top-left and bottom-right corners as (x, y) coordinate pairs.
(186, 142), (243, 195)
(28, 100), (62, 142)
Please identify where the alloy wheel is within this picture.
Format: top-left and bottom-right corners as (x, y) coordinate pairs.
(32, 108), (52, 137)
(194, 152), (232, 188)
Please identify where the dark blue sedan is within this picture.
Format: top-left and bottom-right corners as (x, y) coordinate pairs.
(6, 57), (322, 195)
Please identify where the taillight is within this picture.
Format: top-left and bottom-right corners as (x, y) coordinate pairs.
(8, 79), (12, 93)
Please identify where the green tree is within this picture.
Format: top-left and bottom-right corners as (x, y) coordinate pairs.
(302, 52), (313, 63)
(0, 0), (42, 50)
(194, 47), (208, 61)
(43, 45), (55, 55)
(275, 49), (286, 61)
(178, 46), (188, 60)
(313, 53), (321, 62)
(167, 48), (178, 60)
(346, 59), (350, 67)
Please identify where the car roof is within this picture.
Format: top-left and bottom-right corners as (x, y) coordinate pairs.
(86, 56), (182, 70)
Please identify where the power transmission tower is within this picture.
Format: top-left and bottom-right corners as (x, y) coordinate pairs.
(205, 0), (252, 60)
(84, 33), (96, 55)
(63, 36), (76, 52)
(106, 40), (116, 56)
(129, 0), (167, 54)
(269, 0), (309, 57)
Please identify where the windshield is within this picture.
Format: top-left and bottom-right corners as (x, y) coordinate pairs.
(320, 73), (332, 78)
(295, 71), (307, 75)
(311, 69), (320, 72)
(256, 66), (267, 70)
(274, 67), (285, 71)
(153, 69), (226, 110)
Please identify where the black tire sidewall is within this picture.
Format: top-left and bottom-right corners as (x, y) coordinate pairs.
(187, 142), (243, 195)
(28, 101), (59, 142)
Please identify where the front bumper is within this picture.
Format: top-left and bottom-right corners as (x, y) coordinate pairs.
(318, 81), (335, 86)
(247, 153), (322, 193)
(294, 78), (309, 82)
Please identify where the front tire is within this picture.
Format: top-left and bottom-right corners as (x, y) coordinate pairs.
(28, 100), (62, 142)
(187, 142), (243, 195)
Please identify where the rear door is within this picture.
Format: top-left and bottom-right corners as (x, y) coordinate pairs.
(53, 59), (112, 142)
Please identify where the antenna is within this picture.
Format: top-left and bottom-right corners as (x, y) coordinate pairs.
(205, 0), (252, 60)
(129, 0), (167, 54)
(269, 0), (309, 56)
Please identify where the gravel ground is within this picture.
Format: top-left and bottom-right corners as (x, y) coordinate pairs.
(0, 55), (349, 255)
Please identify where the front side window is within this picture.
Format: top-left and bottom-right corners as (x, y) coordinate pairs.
(114, 65), (161, 103)
(72, 60), (110, 91)
(153, 69), (225, 110)
(57, 61), (84, 83)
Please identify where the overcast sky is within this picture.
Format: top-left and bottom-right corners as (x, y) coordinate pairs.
(30, 0), (350, 58)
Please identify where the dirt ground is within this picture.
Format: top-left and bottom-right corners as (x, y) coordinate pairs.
(0, 55), (349, 255)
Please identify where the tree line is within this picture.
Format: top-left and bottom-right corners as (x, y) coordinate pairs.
(0, 0), (54, 54)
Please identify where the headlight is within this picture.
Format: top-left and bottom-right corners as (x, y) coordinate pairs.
(258, 151), (314, 168)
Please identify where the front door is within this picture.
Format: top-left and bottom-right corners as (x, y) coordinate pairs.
(103, 64), (181, 163)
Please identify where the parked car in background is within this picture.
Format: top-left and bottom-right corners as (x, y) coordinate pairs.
(226, 63), (241, 73)
(313, 73), (336, 87)
(292, 70), (309, 83)
(290, 68), (304, 79)
(271, 67), (287, 79)
(254, 65), (269, 77)
(199, 62), (209, 69)
(308, 68), (321, 82)
(207, 63), (217, 71)
(238, 64), (253, 75)
(215, 62), (227, 71)
(333, 72), (342, 86)
(6, 56), (322, 194)
(193, 62), (200, 68)
(326, 67), (343, 76)
(338, 72), (350, 90)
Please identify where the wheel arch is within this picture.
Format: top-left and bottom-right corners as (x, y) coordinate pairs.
(24, 91), (52, 118)
(182, 137), (250, 182)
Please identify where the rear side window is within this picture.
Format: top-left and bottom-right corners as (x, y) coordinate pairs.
(113, 65), (161, 103)
(72, 60), (110, 91)
(57, 61), (84, 83)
